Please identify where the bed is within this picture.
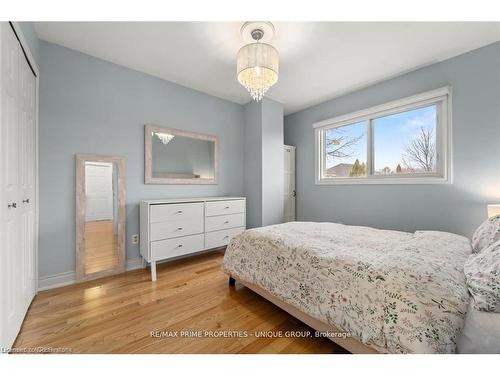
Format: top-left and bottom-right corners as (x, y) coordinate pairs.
(457, 302), (500, 353)
(222, 221), (472, 354)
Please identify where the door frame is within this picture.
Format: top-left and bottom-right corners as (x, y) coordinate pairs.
(9, 22), (40, 292)
(75, 154), (126, 282)
(284, 145), (296, 222)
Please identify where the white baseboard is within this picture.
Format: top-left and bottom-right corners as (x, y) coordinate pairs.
(37, 257), (145, 292)
(37, 270), (75, 291)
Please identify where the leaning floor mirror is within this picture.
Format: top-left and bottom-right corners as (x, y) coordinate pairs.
(145, 124), (218, 184)
(75, 154), (126, 282)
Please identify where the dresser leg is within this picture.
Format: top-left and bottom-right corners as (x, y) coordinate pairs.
(151, 260), (157, 281)
(229, 276), (235, 286)
(141, 257), (146, 269)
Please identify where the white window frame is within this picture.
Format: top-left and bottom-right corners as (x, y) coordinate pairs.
(314, 86), (452, 185)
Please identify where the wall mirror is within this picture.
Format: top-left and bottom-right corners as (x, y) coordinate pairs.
(76, 154), (126, 282)
(145, 124), (218, 184)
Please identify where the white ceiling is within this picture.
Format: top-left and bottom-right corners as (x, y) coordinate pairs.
(34, 22), (500, 114)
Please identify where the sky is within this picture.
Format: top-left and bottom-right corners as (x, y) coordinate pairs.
(325, 104), (437, 172)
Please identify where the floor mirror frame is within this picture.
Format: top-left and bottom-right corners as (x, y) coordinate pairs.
(75, 154), (126, 282)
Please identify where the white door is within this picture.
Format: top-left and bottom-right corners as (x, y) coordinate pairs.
(0, 23), (37, 349)
(18, 36), (37, 316)
(283, 145), (296, 222)
(85, 162), (114, 221)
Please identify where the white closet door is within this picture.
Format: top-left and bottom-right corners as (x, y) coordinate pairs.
(18, 37), (36, 314)
(0, 23), (36, 349)
(283, 145), (296, 222)
(1, 21), (21, 350)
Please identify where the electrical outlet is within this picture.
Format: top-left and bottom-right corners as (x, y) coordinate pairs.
(132, 234), (139, 244)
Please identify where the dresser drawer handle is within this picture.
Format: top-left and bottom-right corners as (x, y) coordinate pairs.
(223, 235), (229, 239)
(177, 227), (183, 230)
(177, 210), (183, 214)
(224, 221), (229, 224)
(224, 206), (230, 209)
(177, 244), (183, 248)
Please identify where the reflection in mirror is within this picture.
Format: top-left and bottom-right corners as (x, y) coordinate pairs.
(84, 161), (118, 275)
(152, 131), (215, 180)
(76, 154), (125, 282)
(145, 125), (218, 184)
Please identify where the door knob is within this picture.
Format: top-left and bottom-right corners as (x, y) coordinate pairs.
(8, 202), (17, 208)
(293, 190), (296, 197)
(23, 198), (30, 204)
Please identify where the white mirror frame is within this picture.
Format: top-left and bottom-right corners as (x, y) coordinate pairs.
(75, 154), (126, 282)
(144, 124), (219, 185)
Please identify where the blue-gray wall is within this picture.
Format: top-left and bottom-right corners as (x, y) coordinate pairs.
(243, 101), (263, 228)
(18, 22), (40, 67)
(284, 42), (500, 238)
(261, 98), (284, 226)
(243, 98), (284, 228)
(39, 41), (245, 277)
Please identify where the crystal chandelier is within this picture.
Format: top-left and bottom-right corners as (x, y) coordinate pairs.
(155, 132), (175, 145)
(237, 22), (279, 101)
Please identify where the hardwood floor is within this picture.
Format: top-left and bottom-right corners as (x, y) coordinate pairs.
(14, 251), (348, 354)
(84, 220), (118, 274)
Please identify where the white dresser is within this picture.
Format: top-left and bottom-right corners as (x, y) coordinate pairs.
(140, 197), (246, 281)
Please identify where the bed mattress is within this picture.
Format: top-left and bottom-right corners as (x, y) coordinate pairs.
(222, 221), (472, 353)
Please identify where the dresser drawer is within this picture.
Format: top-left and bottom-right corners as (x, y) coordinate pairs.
(205, 227), (245, 249)
(150, 217), (204, 241)
(150, 202), (203, 223)
(205, 213), (245, 233)
(151, 234), (204, 261)
(205, 199), (245, 217)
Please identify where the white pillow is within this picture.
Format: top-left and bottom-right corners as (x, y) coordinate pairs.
(471, 214), (500, 253)
(464, 239), (500, 312)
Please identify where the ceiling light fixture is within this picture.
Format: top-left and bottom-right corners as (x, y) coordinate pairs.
(237, 22), (279, 102)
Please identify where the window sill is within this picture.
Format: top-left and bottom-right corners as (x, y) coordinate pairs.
(315, 176), (450, 185)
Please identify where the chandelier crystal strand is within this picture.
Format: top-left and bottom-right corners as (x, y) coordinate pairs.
(237, 42), (279, 101)
(155, 132), (175, 145)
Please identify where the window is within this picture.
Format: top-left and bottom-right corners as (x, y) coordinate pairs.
(373, 105), (437, 176)
(314, 87), (450, 184)
(324, 121), (367, 178)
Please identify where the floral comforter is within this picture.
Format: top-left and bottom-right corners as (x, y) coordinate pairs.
(222, 222), (472, 353)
